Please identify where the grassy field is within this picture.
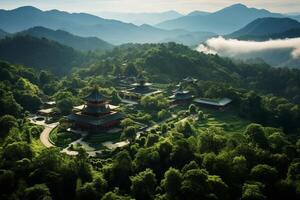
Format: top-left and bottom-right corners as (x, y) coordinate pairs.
(50, 127), (81, 148)
(196, 107), (251, 134)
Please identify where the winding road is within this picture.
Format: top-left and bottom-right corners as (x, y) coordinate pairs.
(40, 126), (55, 148)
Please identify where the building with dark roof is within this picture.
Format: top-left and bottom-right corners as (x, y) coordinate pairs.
(183, 77), (197, 84)
(120, 75), (161, 100)
(169, 85), (194, 104)
(66, 86), (124, 131)
(193, 97), (232, 109)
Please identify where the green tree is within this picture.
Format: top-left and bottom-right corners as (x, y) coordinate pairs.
(131, 168), (157, 200)
(241, 183), (266, 200)
(24, 184), (52, 200)
(3, 142), (33, 162)
(121, 126), (137, 143)
(189, 104), (197, 114)
(161, 168), (182, 200)
(250, 164), (278, 184)
(56, 97), (74, 115)
(0, 115), (17, 138)
(110, 151), (132, 190)
(244, 124), (269, 149)
(181, 169), (209, 200)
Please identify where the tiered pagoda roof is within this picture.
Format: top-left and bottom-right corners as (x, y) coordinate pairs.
(169, 84), (194, 102)
(66, 86), (123, 129)
(84, 86), (105, 102)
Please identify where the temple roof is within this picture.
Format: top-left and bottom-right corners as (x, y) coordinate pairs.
(193, 98), (232, 107)
(183, 77), (197, 83)
(170, 90), (194, 100)
(84, 86), (105, 102)
(83, 105), (110, 114)
(66, 112), (124, 126)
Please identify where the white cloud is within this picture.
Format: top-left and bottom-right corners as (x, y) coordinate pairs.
(197, 36), (300, 59)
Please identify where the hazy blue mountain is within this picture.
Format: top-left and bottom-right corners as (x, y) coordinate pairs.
(228, 17), (300, 38)
(0, 29), (8, 39)
(290, 15), (300, 22)
(236, 49), (300, 69)
(187, 11), (211, 16)
(0, 35), (91, 74)
(96, 10), (183, 25)
(0, 6), (187, 44)
(162, 31), (216, 46)
(17, 26), (113, 51)
(157, 4), (283, 34)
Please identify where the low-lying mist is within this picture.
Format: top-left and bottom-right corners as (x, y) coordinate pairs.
(197, 36), (300, 59)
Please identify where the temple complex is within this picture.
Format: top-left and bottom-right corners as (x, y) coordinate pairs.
(66, 86), (123, 131)
(120, 75), (161, 100)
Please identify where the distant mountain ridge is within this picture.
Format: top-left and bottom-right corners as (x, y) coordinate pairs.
(0, 35), (92, 74)
(96, 10), (183, 25)
(0, 6), (188, 44)
(187, 11), (211, 16)
(17, 26), (113, 51)
(227, 17), (300, 39)
(157, 4), (284, 34)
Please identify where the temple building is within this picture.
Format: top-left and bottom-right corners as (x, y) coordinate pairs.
(183, 77), (197, 84)
(169, 84), (194, 104)
(120, 75), (161, 100)
(193, 97), (232, 110)
(66, 86), (124, 131)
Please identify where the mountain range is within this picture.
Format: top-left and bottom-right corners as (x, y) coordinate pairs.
(228, 17), (300, 39)
(96, 10), (182, 25)
(17, 26), (113, 52)
(0, 6), (188, 44)
(156, 4), (284, 34)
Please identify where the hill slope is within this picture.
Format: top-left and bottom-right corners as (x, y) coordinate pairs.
(0, 6), (187, 44)
(157, 4), (283, 34)
(0, 35), (91, 74)
(228, 17), (300, 38)
(18, 26), (113, 52)
(0, 29), (8, 39)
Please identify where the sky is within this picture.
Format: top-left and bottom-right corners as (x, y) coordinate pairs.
(1, 0), (300, 14)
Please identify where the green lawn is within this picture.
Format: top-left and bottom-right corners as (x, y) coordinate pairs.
(196, 107), (251, 134)
(50, 127), (81, 148)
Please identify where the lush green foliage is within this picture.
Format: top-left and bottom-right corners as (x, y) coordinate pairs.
(0, 42), (300, 200)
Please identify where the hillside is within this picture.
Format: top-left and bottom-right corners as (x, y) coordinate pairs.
(0, 35), (92, 74)
(0, 6), (188, 44)
(162, 31), (217, 46)
(82, 43), (300, 102)
(228, 17), (300, 38)
(0, 29), (8, 39)
(156, 4), (283, 34)
(18, 26), (113, 52)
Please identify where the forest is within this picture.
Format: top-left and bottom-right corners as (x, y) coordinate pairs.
(0, 42), (300, 200)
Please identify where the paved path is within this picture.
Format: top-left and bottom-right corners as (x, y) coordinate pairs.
(28, 116), (58, 148)
(40, 126), (55, 148)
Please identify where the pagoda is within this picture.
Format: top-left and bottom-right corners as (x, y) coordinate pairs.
(183, 77), (197, 84)
(66, 86), (123, 131)
(120, 75), (161, 100)
(169, 83), (194, 104)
